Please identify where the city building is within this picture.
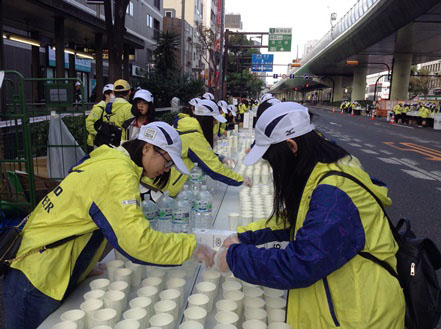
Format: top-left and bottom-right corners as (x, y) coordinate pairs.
(365, 71), (390, 100)
(225, 14), (242, 31)
(420, 59), (441, 93)
(1, 0), (163, 101)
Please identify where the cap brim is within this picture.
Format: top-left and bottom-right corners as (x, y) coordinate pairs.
(243, 144), (270, 166)
(214, 114), (227, 123)
(221, 107), (228, 114)
(169, 151), (190, 175)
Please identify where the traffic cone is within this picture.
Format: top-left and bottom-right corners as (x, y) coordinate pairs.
(340, 108), (344, 115)
(332, 107), (335, 113)
(370, 111), (375, 120)
(390, 115), (395, 124)
(351, 109), (354, 117)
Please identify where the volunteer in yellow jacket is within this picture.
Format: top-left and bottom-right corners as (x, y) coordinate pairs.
(3, 122), (215, 329)
(217, 102), (405, 329)
(85, 83), (114, 152)
(121, 89), (155, 141)
(146, 99), (248, 196)
(214, 100), (228, 137)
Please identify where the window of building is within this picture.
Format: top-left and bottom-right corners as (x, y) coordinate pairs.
(165, 11), (172, 17)
(153, 19), (160, 40)
(154, 0), (161, 9)
(146, 14), (153, 28)
(126, 2), (134, 16)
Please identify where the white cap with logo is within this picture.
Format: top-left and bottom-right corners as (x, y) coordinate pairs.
(189, 98), (202, 106)
(137, 122), (190, 175)
(227, 104), (237, 116)
(194, 99), (227, 123)
(217, 100), (228, 114)
(102, 84), (114, 94)
(202, 92), (215, 101)
(259, 93), (274, 103)
(243, 102), (314, 166)
(133, 89), (153, 103)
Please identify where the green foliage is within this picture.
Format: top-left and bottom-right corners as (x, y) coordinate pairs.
(409, 67), (432, 97)
(154, 31), (180, 74)
(227, 69), (265, 98)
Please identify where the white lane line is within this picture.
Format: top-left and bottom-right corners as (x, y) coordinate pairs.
(392, 157), (441, 182)
(431, 171), (441, 179)
(377, 158), (401, 164)
(401, 170), (435, 180)
(330, 122), (342, 127)
(364, 143), (375, 148)
(437, 188), (441, 192)
(395, 124), (414, 129)
(353, 138), (361, 142)
(361, 149), (379, 155)
(400, 158), (419, 166)
(348, 143), (362, 147)
(380, 150), (393, 155)
(339, 138), (350, 142)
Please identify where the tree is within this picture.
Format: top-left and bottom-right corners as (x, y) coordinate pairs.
(196, 22), (219, 89)
(409, 67), (432, 98)
(104, 0), (130, 83)
(154, 31), (180, 74)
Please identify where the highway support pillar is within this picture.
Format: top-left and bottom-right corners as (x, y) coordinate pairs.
(351, 67), (367, 101)
(333, 76), (344, 102)
(390, 53), (412, 100)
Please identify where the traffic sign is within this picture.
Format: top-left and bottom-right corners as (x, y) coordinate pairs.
(303, 74), (309, 80)
(289, 74), (295, 79)
(268, 28), (292, 52)
(273, 74), (279, 79)
(251, 54), (274, 72)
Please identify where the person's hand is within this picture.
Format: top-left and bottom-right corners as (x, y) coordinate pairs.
(214, 246), (231, 273)
(222, 233), (240, 248)
(193, 243), (216, 268)
(87, 263), (106, 278)
(222, 157), (236, 168)
(245, 147), (251, 154)
(243, 176), (252, 188)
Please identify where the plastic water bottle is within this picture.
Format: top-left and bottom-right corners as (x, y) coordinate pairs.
(172, 199), (192, 233)
(157, 191), (176, 232)
(194, 211), (212, 229)
(196, 185), (213, 213)
(189, 163), (203, 184)
(142, 194), (159, 230)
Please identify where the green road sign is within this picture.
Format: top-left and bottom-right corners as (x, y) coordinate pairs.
(269, 28), (292, 52)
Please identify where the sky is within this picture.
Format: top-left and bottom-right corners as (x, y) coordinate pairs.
(225, 0), (357, 77)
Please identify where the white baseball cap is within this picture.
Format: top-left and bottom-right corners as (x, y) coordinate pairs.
(194, 99), (227, 123)
(202, 92), (215, 101)
(259, 93), (274, 103)
(189, 97), (202, 106)
(243, 102), (314, 166)
(137, 122), (190, 175)
(102, 84), (114, 94)
(227, 104), (237, 116)
(133, 89), (153, 103)
(217, 100), (228, 114)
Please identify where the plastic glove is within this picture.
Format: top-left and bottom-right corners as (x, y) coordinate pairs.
(243, 176), (253, 188)
(222, 233), (240, 248)
(192, 243), (216, 268)
(214, 246), (231, 274)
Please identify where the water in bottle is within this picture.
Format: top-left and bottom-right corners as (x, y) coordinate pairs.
(194, 211), (212, 229)
(156, 191), (176, 232)
(142, 194), (159, 230)
(189, 163), (203, 185)
(196, 185), (213, 213)
(172, 199), (192, 233)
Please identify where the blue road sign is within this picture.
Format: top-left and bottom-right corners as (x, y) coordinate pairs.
(273, 74), (279, 79)
(252, 54), (274, 72)
(289, 74), (295, 79)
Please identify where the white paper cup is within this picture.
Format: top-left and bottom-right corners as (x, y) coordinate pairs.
(90, 278), (110, 291)
(148, 268), (166, 280)
(224, 290), (245, 315)
(126, 261), (144, 287)
(90, 325), (112, 329)
(243, 319), (267, 329)
(137, 286), (159, 305)
(80, 298), (104, 329)
(216, 299), (238, 314)
(244, 297), (265, 311)
(224, 275), (241, 283)
(108, 281), (130, 296)
(60, 310), (85, 329)
(183, 306), (207, 325)
(114, 250), (129, 262)
(103, 290), (126, 319)
(84, 289), (106, 301)
(115, 268), (133, 286)
(268, 323), (291, 329)
(268, 309), (286, 324)
(222, 281), (242, 296)
(228, 213), (240, 230)
(115, 319), (140, 329)
(244, 286), (264, 299)
(154, 300), (178, 320)
(159, 289), (181, 309)
(263, 287), (284, 299)
(51, 322), (78, 329)
(167, 268), (186, 280)
(107, 260), (125, 281)
(214, 324), (237, 329)
(165, 278), (186, 305)
(142, 277), (163, 291)
(187, 293), (209, 310)
(202, 269), (222, 285)
(195, 281), (217, 312)
(265, 297), (287, 311)
(123, 308), (148, 329)
(129, 296), (153, 318)
(215, 311), (239, 326)
(90, 308), (118, 328)
(245, 308), (267, 323)
(149, 313), (174, 329)
(242, 214), (253, 226)
(179, 320), (204, 329)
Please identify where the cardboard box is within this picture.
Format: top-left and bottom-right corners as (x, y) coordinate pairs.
(192, 228), (235, 249)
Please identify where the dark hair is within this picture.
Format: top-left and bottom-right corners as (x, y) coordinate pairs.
(114, 90), (130, 99)
(243, 100), (249, 107)
(122, 139), (170, 189)
(262, 130), (351, 229)
(102, 90), (113, 101)
(256, 101), (274, 118)
(194, 115), (214, 148)
(180, 106), (194, 117)
(131, 100), (156, 122)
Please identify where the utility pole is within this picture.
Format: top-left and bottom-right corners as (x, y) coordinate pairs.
(217, 0), (225, 100)
(180, 0), (185, 78)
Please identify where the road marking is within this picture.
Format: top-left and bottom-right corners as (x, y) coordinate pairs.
(361, 149), (379, 155)
(353, 138), (361, 142)
(379, 150), (393, 155)
(330, 122), (342, 127)
(377, 157), (401, 164)
(348, 143), (362, 147)
(364, 143), (375, 148)
(339, 138), (350, 142)
(401, 170), (435, 180)
(384, 142), (441, 161)
(395, 124), (414, 129)
(391, 157), (441, 182)
(399, 158), (419, 166)
(431, 171), (441, 180)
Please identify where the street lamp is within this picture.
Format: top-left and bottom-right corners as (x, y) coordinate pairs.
(330, 13), (337, 38)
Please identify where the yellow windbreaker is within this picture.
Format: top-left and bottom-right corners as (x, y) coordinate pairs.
(11, 146), (197, 300)
(85, 100), (106, 147)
